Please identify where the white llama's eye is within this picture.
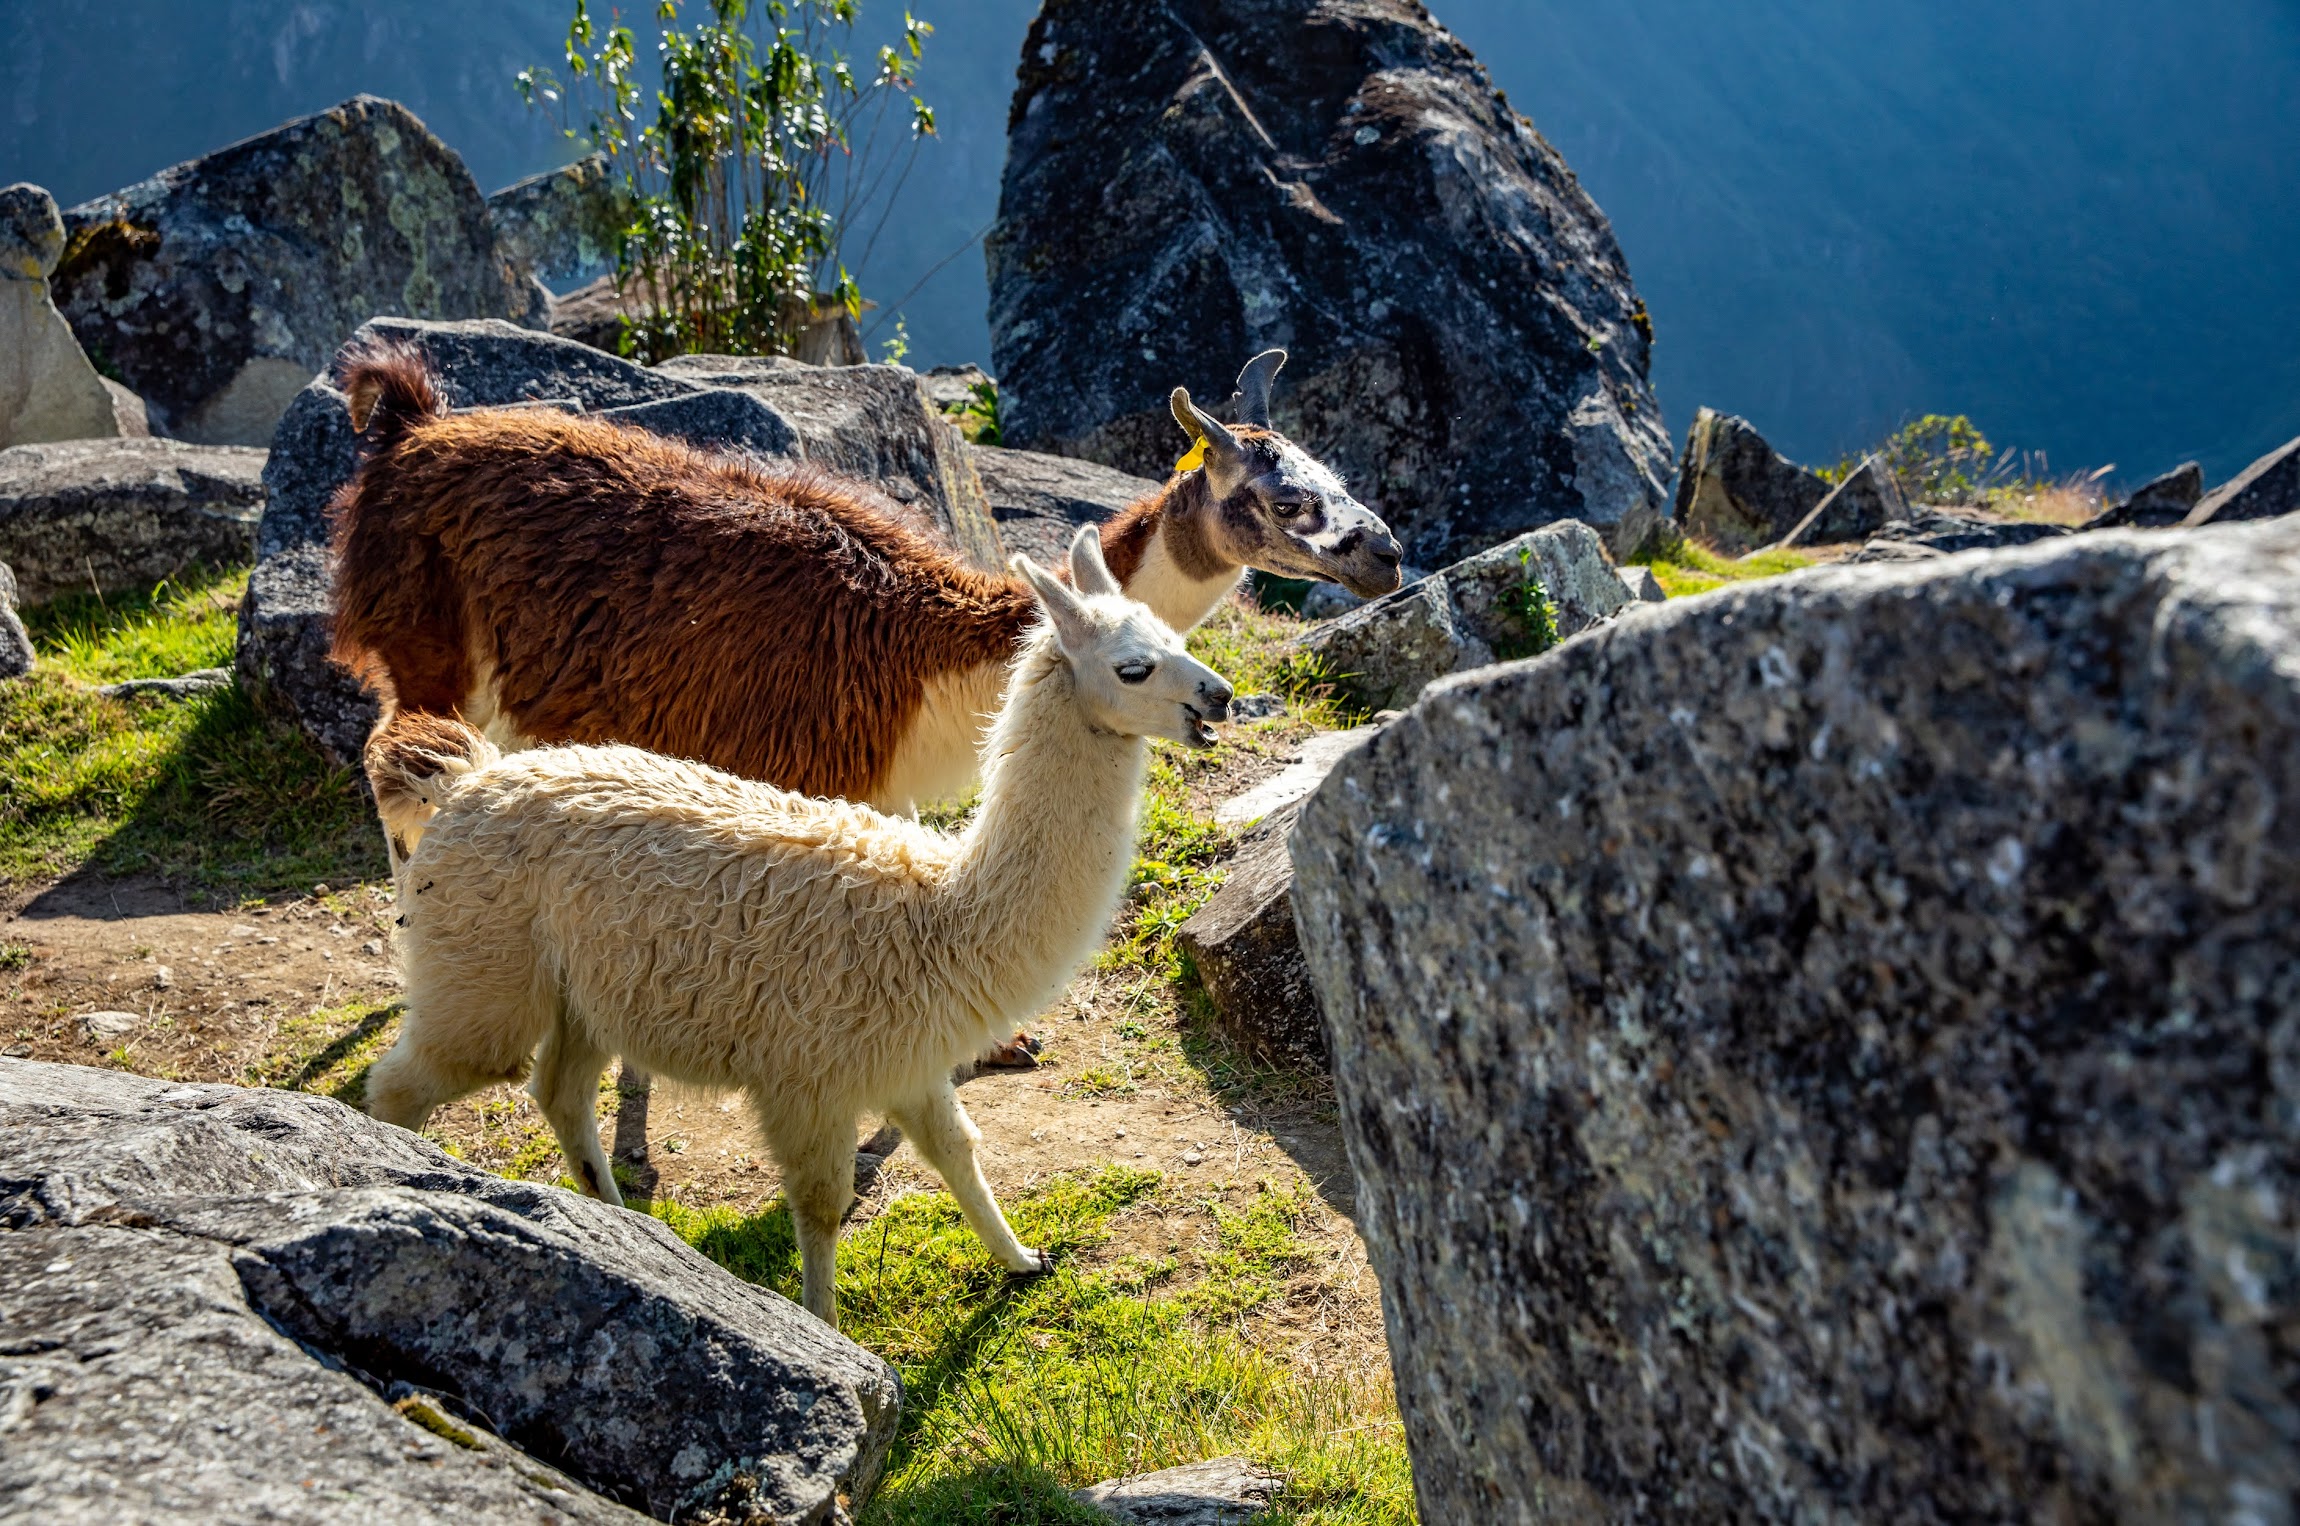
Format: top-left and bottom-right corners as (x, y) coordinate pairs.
(1115, 660), (1155, 685)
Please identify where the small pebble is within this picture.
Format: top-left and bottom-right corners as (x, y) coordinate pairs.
(362, 939), (383, 957)
(78, 1010), (141, 1043)
(1183, 1150), (1204, 1166)
(1115, 1127), (1127, 1138)
(152, 965), (172, 990)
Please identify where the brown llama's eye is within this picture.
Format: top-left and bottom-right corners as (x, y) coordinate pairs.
(1271, 498), (1308, 519)
(1116, 660), (1155, 685)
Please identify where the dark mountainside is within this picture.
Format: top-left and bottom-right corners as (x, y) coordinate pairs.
(5, 0), (2294, 487)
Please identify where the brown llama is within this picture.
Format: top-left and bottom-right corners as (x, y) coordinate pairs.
(329, 345), (1400, 822)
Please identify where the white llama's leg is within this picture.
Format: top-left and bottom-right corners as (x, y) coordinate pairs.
(531, 1017), (620, 1207)
(889, 1084), (1048, 1275)
(774, 1122), (860, 1328)
(367, 931), (552, 1135)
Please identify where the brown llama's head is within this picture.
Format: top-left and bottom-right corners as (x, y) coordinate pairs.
(1169, 350), (1404, 599)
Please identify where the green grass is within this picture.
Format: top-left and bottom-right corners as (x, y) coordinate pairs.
(1629, 541), (1817, 599)
(249, 998), (402, 1104)
(1184, 601), (1362, 729)
(0, 567), (385, 897)
(648, 1168), (1413, 1524)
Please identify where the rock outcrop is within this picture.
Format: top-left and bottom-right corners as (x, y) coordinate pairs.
(2085, 460), (2203, 529)
(1, 184), (127, 451)
(1294, 519), (1628, 710)
(240, 317), (1001, 764)
(1, 1059), (899, 1523)
(2183, 432), (2300, 526)
(1291, 519), (2300, 1521)
(1672, 407), (1830, 554)
(0, 438), (264, 601)
(968, 443), (1159, 565)
(0, 560), (32, 680)
(52, 96), (545, 447)
(487, 153), (622, 292)
(1778, 454), (1905, 546)
(988, 0), (1671, 568)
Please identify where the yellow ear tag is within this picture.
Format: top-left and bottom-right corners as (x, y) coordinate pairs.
(1174, 438), (1208, 474)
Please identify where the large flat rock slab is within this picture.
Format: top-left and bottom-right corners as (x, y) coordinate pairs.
(0, 437), (263, 601)
(1292, 520), (2300, 1521)
(968, 442), (1159, 566)
(0, 1060), (899, 1524)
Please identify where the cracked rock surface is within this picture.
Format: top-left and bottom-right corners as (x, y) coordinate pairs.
(1292, 520), (2300, 1522)
(0, 1059), (899, 1525)
(0, 437), (263, 602)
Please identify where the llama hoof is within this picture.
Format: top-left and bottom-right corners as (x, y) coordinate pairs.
(1009, 1247), (1055, 1278)
(977, 1032), (1043, 1070)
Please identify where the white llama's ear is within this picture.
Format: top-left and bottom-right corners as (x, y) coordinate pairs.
(1068, 523), (1120, 598)
(1011, 552), (1096, 653)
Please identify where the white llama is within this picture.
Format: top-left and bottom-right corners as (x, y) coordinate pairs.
(362, 526), (1234, 1327)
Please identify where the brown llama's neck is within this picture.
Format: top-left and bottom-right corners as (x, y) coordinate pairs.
(1094, 473), (1245, 632)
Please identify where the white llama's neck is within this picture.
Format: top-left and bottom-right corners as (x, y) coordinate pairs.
(934, 634), (1147, 1031)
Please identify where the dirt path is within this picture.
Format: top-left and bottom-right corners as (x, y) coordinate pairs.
(0, 724), (1388, 1373)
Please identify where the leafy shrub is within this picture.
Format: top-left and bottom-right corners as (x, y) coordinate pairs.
(522, 0), (935, 361)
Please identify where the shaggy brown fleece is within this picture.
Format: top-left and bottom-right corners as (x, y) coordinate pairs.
(329, 345), (1040, 801)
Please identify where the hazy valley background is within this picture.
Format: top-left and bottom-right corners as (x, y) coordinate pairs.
(6, 0), (2294, 487)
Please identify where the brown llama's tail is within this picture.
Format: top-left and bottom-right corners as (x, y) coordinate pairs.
(364, 712), (500, 854)
(338, 340), (443, 449)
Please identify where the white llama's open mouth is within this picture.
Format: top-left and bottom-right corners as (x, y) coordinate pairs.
(1181, 706), (1217, 747)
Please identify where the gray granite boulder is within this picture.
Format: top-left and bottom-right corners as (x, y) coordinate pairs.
(969, 442), (1159, 566)
(2184, 432), (2300, 526)
(0, 1059), (899, 1523)
(1076, 1455), (1281, 1523)
(1294, 519), (1629, 710)
(1672, 407), (1830, 554)
(52, 96), (545, 447)
(0, 438), (264, 601)
(240, 317), (1002, 763)
(1616, 564), (1666, 602)
(1779, 453), (1905, 546)
(654, 354), (1002, 569)
(989, 0), (1671, 568)
(1290, 519), (2300, 1522)
(2, 183), (126, 450)
(487, 153), (622, 292)
(1848, 503), (2072, 562)
(2085, 460), (2204, 529)
(1177, 806), (1326, 1071)
(0, 559), (31, 679)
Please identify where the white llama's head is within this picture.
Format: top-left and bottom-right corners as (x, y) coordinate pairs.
(1012, 526), (1234, 749)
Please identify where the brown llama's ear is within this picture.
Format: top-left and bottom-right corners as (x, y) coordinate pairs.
(1169, 387), (1248, 492)
(1068, 523), (1120, 598)
(1225, 349), (1287, 428)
